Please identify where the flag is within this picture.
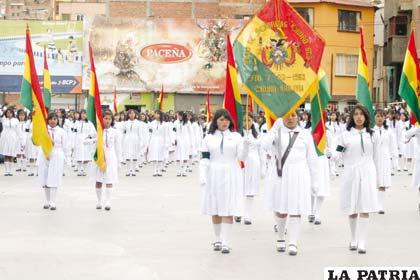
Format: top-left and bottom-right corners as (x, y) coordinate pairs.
(158, 85), (164, 111)
(399, 30), (420, 123)
(206, 90), (211, 123)
(311, 69), (331, 156)
(43, 46), (52, 111)
(234, 0), (325, 119)
(356, 27), (374, 125)
(87, 43), (106, 172)
(248, 93), (254, 113)
(224, 34), (243, 132)
(266, 112), (277, 129)
(113, 87), (117, 113)
(20, 27), (53, 158)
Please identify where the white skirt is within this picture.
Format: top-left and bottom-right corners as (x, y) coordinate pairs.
(148, 136), (165, 162)
(243, 152), (261, 196)
(38, 148), (65, 188)
(25, 137), (38, 159)
(340, 160), (380, 215)
(375, 154), (392, 188)
(317, 155), (331, 197)
(95, 149), (118, 184)
(74, 134), (93, 161)
(201, 161), (244, 216)
(267, 162), (312, 216)
(175, 139), (191, 161)
(0, 131), (19, 157)
(403, 137), (417, 159)
(123, 133), (139, 160)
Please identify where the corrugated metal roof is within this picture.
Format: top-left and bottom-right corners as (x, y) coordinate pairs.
(288, 0), (374, 7)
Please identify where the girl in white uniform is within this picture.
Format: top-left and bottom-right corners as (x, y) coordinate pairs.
(137, 113), (150, 169)
(400, 112), (416, 174)
(387, 110), (401, 173)
(263, 112), (318, 256)
(326, 112), (342, 176)
(69, 112), (79, 170)
(191, 116), (203, 164)
(74, 110), (95, 176)
(174, 112), (193, 177)
(148, 111), (169, 176)
(241, 113), (261, 225)
(38, 113), (67, 211)
(200, 109), (249, 254)
(16, 110), (28, 172)
(123, 110), (142, 176)
(336, 105), (380, 254)
(373, 110), (397, 214)
(25, 115), (38, 176)
(93, 110), (122, 211)
(0, 108), (19, 176)
(405, 124), (420, 211)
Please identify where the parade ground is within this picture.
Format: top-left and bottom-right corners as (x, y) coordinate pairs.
(0, 164), (419, 280)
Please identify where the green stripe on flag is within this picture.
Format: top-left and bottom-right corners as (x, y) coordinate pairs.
(399, 73), (420, 120)
(20, 78), (33, 111)
(356, 74), (374, 125)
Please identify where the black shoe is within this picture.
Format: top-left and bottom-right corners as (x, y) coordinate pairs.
(105, 206), (111, 211)
(234, 216), (242, 223)
(274, 224), (278, 232)
(28, 173), (34, 177)
(43, 204), (50, 209)
(378, 210), (385, 214)
(288, 244), (298, 256)
(358, 248), (366, 254)
(50, 206), (56, 211)
(212, 241), (222, 251)
(276, 240), (286, 252)
(308, 215), (315, 223)
(16, 169), (21, 172)
(244, 220), (252, 225)
(349, 243), (357, 251)
(314, 220), (321, 225)
(96, 205), (102, 210)
(221, 246), (230, 254)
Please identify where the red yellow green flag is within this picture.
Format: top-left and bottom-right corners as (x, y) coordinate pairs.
(234, 0), (325, 119)
(224, 34), (243, 132)
(20, 27), (53, 158)
(206, 90), (212, 123)
(311, 69), (331, 156)
(356, 27), (375, 125)
(43, 46), (52, 111)
(158, 85), (164, 111)
(87, 43), (106, 172)
(399, 30), (420, 122)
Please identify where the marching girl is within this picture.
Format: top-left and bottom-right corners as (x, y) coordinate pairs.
(25, 114), (38, 176)
(400, 112), (416, 174)
(200, 109), (249, 254)
(326, 111), (342, 176)
(39, 112), (68, 211)
(69, 111), (79, 170)
(123, 110), (142, 176)
(386, 110), (401, 173)
(148, 110), (170, 176)
(166, 114), (177, 165)
(161, 113), (172, 171)
(336, 105), (380, 254)
(174, 111), (193, 177)
(16, 109), (28, 172)
(191, 115), (203, 164)
(0, 108), (19, 176)
(93, 110), (122, 211)
(74, 110), (95, 176)
(137, 112), (149, 169)
(241, 113), (261, 225)
(373, 109), (397, 214)
(262, 112), (318, 256)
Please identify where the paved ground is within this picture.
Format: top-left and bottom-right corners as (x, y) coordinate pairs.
(0, 162), (419, 280)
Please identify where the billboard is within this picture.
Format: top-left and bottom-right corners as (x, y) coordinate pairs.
(0, 20), (83, 93)
(83, 16), (244, 92)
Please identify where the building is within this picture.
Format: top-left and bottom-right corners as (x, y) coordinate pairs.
(373, 0), (388, 108)
(57, 0), (105, 21)
(383, 0), (420, 104)
(1, 0), (51, 20)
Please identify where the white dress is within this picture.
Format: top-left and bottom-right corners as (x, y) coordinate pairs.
(25, 121), (38, 159)
(95, 127), (122, 184)
(38, 126), (67, 188)
(338, 128), (380, 215)
(74, 121), (95, 161)
(123, 120), (142, 160)
(17, 121), (28, 155)
(262, 125), (319, 215)
(200, 130), (247, 216)
(406, 127), (420, 189)
(242, 130), (261, 196)
(191, 121), (202, 157)
(174, 120), (193, 161)
(402, 121), (417, 159)
(0, 117), (20, 157)
(147, 120), (169, 162)
(373, 126), (396, 188)
(137, 121), (149, 162)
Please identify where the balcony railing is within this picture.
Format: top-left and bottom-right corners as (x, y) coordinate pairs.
(384, 35), (408, 65)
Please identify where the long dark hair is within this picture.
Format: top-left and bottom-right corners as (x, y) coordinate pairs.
(242, 113), (258, 138)
(103, 109), (115, 127)
(329, 111), (340, 125)
(375, 109), (388, 129)
(79, 109), (88, 122)
(17, 109), (27, 121)
(154, 110), (163, 124)
(2, 107), (15, 118)
(346, 104), (373, 134)
(179, 111), (188, 125)
(208, 109), (235, 134)
(401, 112), (412, 129)
(303, 112), (311, 129)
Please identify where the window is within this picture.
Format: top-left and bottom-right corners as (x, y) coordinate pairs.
(61, 13), (70, 20)
(338, 10), (361, 32)
(296, 8), (314, 26)
(389, 16), (408, 36)
(335, 54), (358, 76)
(76, 14), (84, 21)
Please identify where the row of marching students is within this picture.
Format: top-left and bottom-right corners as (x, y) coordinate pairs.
(199, 105), (398, 255)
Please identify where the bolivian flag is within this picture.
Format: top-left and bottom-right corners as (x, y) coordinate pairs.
(311, 69), (331, 156)
(43, 46), (52, 111)
(224, 34), (243, 132)
(206, 90), (211, 123)
(399, 30), (420, 122)
(87, 43), (106, 172)
(20, 27), (53, 158)
(234, 0), (325, 118)
(356, 27), (374, 125)
(158, 85), (164, 111)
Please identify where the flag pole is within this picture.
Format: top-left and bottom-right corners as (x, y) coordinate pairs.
(246, 90), (249, 133)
